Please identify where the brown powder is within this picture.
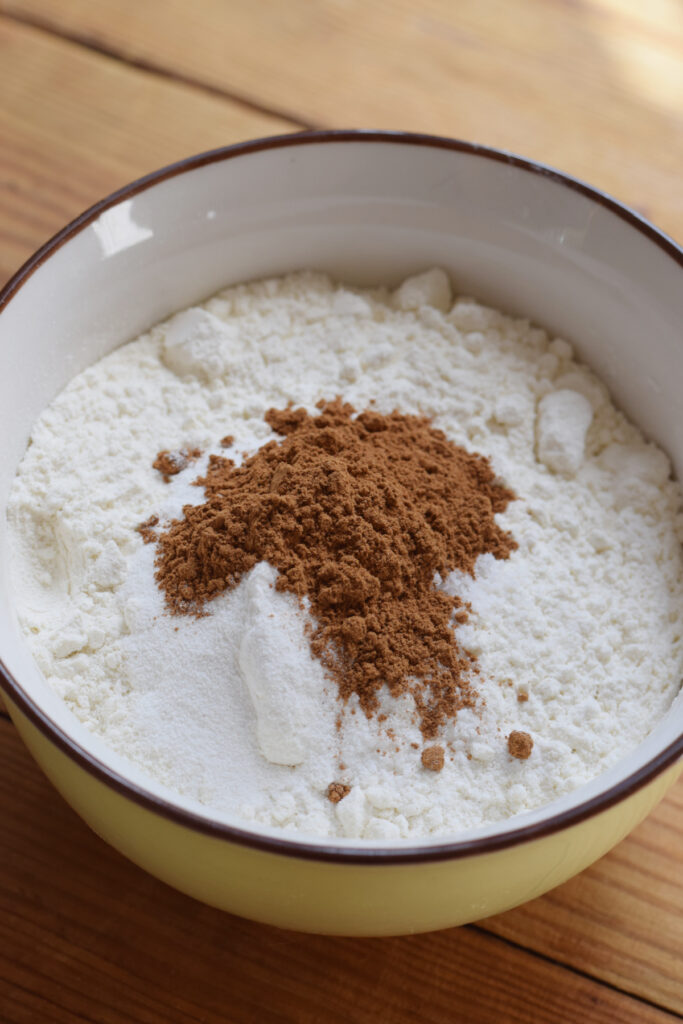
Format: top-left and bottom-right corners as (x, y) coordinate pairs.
(153, 447), (202, 483)
(136, 514), (159, 545)
(508, 730), (533, 759)
(421, 745), (445, 772)
(154, 399), (516, 737)
(327, 782), (351, 803)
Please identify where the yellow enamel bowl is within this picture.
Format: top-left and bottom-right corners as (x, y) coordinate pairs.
(1, 132), (682, 936)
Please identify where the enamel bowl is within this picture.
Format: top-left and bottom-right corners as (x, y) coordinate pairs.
(1, 131), (681, 936)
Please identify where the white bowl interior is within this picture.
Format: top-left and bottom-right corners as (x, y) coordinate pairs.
(1, 137), (681, 846)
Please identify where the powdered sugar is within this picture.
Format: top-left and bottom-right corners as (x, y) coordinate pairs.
(7, 269), (683, 839)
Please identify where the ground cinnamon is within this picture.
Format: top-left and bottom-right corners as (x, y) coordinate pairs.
(136, 514), (159, 544)
(508, 730), (533, 759)
(421, 745), (445, 772)
(327, 782), (351, 803)
(153, 447), (202, 483)
(154, 399), (517, 737)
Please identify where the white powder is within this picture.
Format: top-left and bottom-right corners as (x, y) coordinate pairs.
(7, 270), (683, 840)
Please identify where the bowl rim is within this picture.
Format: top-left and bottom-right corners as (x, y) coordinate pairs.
(0, 129), (681, 865)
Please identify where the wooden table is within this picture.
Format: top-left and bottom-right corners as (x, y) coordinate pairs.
(0, 2), (681, 1020)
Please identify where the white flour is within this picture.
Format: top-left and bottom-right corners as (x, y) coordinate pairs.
(7, 269), (683, 839)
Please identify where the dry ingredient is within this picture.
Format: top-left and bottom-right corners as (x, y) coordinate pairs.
(136, 515), (160, 545)
(508, 731), (533, 760)
(327, 782), (351, 803)
(421, 746), (445, 772)
(7, 269), (683, 841)
(152, 447), (201, 483)
(155, 398), (516, 738)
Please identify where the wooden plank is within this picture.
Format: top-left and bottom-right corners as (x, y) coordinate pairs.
(0, 719), (677, 1024)
(0, 17), (297, 284)
(2, 0), (682, 239)
(483, 779), (683, 1013)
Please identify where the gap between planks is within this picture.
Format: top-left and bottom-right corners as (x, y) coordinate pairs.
(0, 7), (317, 132)
(469, 923), (680, 1019)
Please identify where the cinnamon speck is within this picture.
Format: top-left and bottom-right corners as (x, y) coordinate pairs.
(136, 514), (159, 544)
(219, 435), (234, 448)
(508, 730), (533, 760)
(517, 691), (529, 703)
(153, 447), (201, 483)
(421, 745), (445, 772)
(327, 783), (350, 803)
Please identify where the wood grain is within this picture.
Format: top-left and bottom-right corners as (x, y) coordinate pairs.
(2, 0), (682, 240)
(0, 719), (678, 1024)
(0, 16), (296, 284)
(485, 781), (683, 1011)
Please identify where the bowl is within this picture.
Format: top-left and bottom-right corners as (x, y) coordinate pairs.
(1, 130), (681, 936)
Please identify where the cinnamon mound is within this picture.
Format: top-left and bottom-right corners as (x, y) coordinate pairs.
(154, 399), (517, 736)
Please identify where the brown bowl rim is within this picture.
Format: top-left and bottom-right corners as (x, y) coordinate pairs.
(1, 129), (682, 865)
